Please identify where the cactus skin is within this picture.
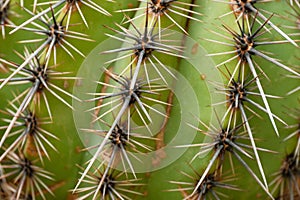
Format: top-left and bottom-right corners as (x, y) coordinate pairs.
(0, 0), (299, 199)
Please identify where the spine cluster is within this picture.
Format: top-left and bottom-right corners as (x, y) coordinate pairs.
(0, 0), (299, 199)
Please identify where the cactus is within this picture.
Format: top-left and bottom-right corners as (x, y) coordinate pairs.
(0, 0), (299, 199)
